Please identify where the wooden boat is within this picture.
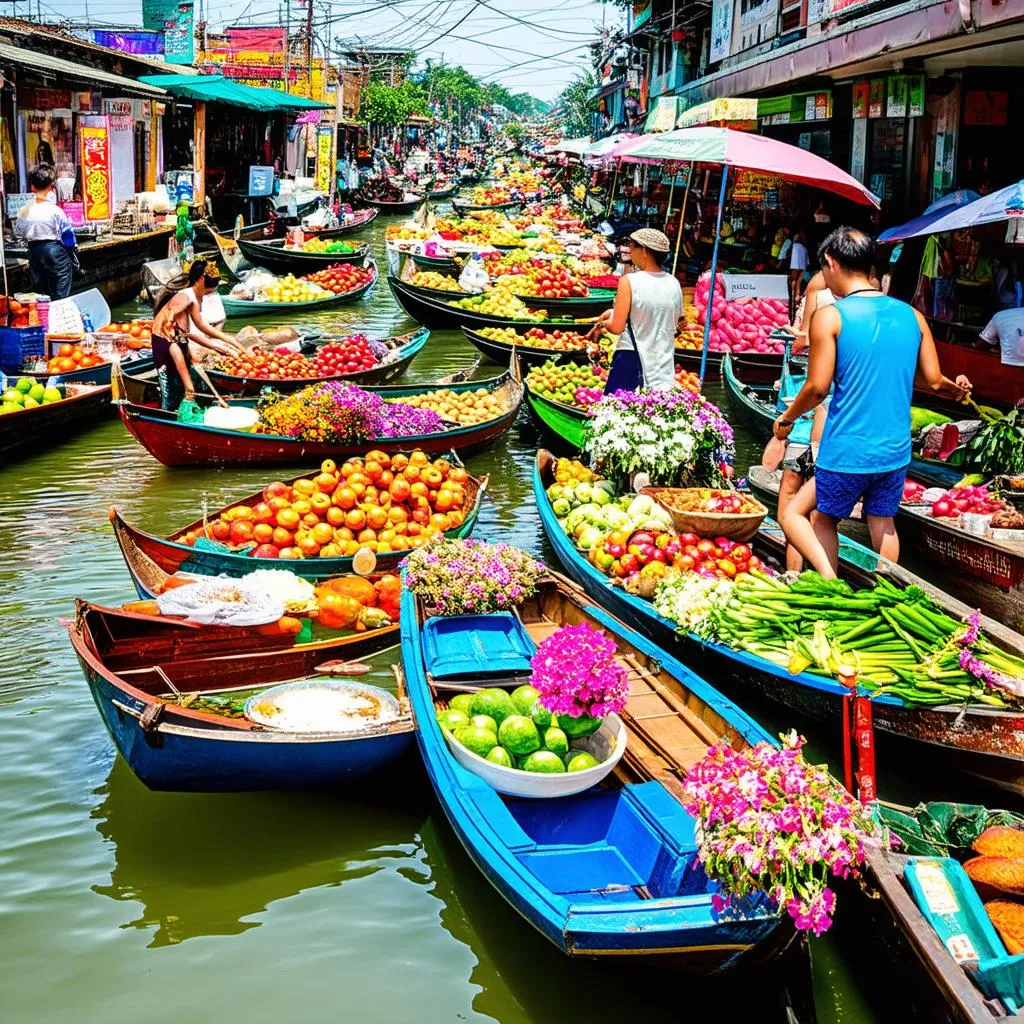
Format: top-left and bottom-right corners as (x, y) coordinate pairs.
(69, 601), (412, 791)
(356, 191), (424, 214)
(235, 236), (369, 273)
(116, 373), (523, 468)
(461, 326), (589, 369)
(429, 181), (458, 199)
(675, 346), (782, 383)
(451, 197), (523, 214)
(533, 450), (1024, 798)
(0, 383), (111, 463)
(108, 466), (488, 583)
(204, 328), (429, 396)
(233, 207), (379, 241)
(518, 290), (616, 319)
(723, 353), (964, 489)
(410, 251), (459, 274)
(23, 354), (154, 387)
(220, 262), (377, 319)
(523, 377), (589, 449)
(389, 276), (583, 332)
(745, 465), (1024, 631)
(398, 570), (798, 970)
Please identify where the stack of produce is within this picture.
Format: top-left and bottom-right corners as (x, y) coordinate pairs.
(469, 186), (513, 206)
(175, 452), (473, 558)
(409, 271), (464, 292)
(966, 406), (1024, 476)
(965, 826), (1024, 954)
(679, 274), (790, 355)
(388, 386), (505, 426)
(293, 238), (358, 255)
(105, 319), (153, 345)
(526, 361), (606, 409)
(1, 376), (64, 413)
(314, 576), (396, 631)
(312, 336), (378, 375)
(585, 274), (619, 290)
(659, 570), (1024, 707)
(45, 343), (107, 373)
(448, 283), (549, 321)
(301, 263), (375, 294)
(257, 274), (331, 304)
(214, 336), (379, 380)
(926, 484), (1007, 520)
(385, 224), (430, 241)
(498, 265), (587, 299)
(255, 381), (444, 442)
(477, 326), (590, 351)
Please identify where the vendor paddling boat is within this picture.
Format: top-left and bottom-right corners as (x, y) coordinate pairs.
(204, 328), (429, 395)
(115, 371), (522, 468)
(0, 383), (112, 463)
(429, 181), (458, 199)
(398, 569), (800, 970)
(533, 450), (1024, 798)
(69, 600), (411, 792)
(451, 197), (524, 215)
(356, 191), (424, 215)
(108, 466), (488, 583)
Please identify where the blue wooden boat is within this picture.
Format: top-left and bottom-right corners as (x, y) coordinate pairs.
(24, 354), (154, 387)
(532, 450), (1024, 799)
(399, 569), (799, 971)
(69, 601), (412, 792)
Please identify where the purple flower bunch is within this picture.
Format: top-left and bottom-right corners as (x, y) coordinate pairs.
(529, 622), (629, 719)
(952, 612), (1024, 699)
(681, 731), (876, 936)
(403, 539), (545, 616)
(257, 381), (444, 444)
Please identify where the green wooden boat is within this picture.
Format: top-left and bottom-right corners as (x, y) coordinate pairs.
(523, 380), (588, 449)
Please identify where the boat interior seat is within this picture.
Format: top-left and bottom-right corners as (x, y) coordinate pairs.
(462, 777), (537, 853)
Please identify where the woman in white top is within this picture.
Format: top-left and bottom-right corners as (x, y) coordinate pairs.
(591, 228), (682, 392)
(15, 164), (77, 298)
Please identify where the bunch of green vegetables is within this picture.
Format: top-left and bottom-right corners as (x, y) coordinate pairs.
(708, 571), (1024, 708)
(966, 404), (1024, 476)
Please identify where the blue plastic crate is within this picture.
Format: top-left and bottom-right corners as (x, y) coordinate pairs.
(0, 326), (45, 374)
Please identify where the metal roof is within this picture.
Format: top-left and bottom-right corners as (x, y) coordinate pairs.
(138, 73), (333, 112)
(0, 42), (167, 97)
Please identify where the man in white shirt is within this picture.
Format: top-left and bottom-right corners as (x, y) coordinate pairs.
(979, 308), (1024, 366)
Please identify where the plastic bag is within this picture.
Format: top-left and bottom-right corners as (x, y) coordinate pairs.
(458, 255), (490, 294)
(177, 399), (205, 424)
(156, 579), (286, 625)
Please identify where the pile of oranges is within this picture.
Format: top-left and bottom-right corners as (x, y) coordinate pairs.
(46, 343), (107, 374)
(176, 450), (473, 560)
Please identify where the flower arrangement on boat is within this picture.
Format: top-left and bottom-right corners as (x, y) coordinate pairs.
(682, 731), (877, 935)
(402, 538), (545, 616)
(585, 388), (735, 487)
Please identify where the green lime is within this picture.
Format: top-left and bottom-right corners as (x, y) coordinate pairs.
(440, 709), (469, 732)
(566, 751), (601, 773)
(15, 377), (32, 394)
(22, 396), (38, 409)
(510, 684), (540, 715)
(458, 726), (498, 759)
(496, 714), (541, 757)
(522, 750), (566, 774)
(485, 746), (513, 768)
(28, 382), (44, 402)
(42, 386), (62, 404)
(543, 726), (569, 758)
(3, 389), (24, 406)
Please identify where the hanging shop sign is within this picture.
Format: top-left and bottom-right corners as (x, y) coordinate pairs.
(964, 90), (1009, 127)
(248, 165), (275, 197)
(315, 126), (334, 194)
(22, 87), (72, 111)
(103, 99), (133, 117)
(868, 80), (885, 118)
(731, 170), (779, 202)
(710, 0), (734, 62)
(79, 118), (112, 221)
(722, 273), (788, 301)
(852, 82), (870, 119)
(142, 0), (194, 64)
(678, 98), (758, 129)
(908, 75), (925, 118)
(757, 91), (831, 125)
(887, 77), (908, 119)
(92, 29), (164, 55)
(850, 118), (867, 183)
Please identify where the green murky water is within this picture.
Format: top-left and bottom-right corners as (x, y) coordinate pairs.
(0, 210), (912, 1023)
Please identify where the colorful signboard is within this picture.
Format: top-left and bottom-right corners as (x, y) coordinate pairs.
(248, 165), (275, 197)
(79, 119), (112, 221)
(908, 75), (925, 118)
(92, 30), (164, 55)
(142, 0), (193, 64)
(887, 76), (907, 118)
(315, 126), (334, 194)
(868, 79), (885, 118)
(709, 0), (734, 62)
(200, 50), (328, 102)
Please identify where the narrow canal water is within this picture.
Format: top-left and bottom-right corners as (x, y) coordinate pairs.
(1, 211), (940, 1022)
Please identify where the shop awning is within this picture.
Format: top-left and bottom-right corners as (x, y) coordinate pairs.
(544, 137), (592, 156)
(677, 97), (758, 130)
(644, 96), (679, 133)
(878, 183), (1024, 243)
(622, 126), (880, 207)
(0, 43), (167, 98)
(137, 74), (333, 112)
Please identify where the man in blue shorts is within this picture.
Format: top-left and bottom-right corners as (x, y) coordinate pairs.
(773, 227), (971, 577)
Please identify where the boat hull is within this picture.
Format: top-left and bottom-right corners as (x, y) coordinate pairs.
(0, 385), (112, 463)
(24, 356), (153, 387)
(460, 327), (589, 367)
(451, 199), (523, 214)
(204, 329), (429, 395)
(236, 237), (369, 273)
(532, 453), (1024, 798)
(524, 388), (588, 449)
(520, 292), (615, 318)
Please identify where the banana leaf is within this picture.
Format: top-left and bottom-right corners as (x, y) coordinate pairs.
(880, 801), (1024, 857)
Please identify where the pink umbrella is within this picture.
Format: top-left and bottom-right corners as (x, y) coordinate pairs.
(623, 126), (879, 208)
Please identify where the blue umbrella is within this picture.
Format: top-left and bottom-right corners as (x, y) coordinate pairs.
(877, 189), (980, 243)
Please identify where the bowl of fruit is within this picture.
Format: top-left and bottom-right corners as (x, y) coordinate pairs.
(640, 487), (767, 541)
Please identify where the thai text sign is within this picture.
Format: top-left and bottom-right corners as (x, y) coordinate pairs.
(80, 120), (112, 221)
(315, 126), (333, 193)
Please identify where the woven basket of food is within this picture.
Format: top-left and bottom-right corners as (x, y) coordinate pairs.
(640, 487), (767, 541)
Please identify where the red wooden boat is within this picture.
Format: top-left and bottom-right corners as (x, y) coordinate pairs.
(0, 383), (112, 463)
(925, 338), (1024, 408)
(108, 466), (488, 581)
(115, 373), (524, 468)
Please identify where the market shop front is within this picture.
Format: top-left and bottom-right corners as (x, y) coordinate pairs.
(0, 44), (172, 299)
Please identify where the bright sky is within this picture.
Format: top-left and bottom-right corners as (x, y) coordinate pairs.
(31, 0), (613, 102)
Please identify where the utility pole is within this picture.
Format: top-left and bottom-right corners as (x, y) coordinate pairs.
(306, 0), (313, 96)
(284, 0), (291, 94)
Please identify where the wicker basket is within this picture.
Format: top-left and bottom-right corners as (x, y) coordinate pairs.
(640, 487), (767, 541)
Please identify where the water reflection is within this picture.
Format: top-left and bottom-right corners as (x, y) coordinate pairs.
(90, 758), (430, 948)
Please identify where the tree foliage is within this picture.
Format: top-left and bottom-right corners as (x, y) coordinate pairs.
(360, 79), (429, 127)
(555, 70), (597, 138)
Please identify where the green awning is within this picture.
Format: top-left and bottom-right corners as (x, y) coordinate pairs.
(138, 74), (332, 112)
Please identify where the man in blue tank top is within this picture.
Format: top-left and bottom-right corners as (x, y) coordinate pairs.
(773, 227), (972, 577)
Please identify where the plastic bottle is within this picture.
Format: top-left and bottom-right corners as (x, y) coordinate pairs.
(81, 312), (95, 353)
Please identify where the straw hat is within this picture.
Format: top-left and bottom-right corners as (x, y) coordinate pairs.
(629, 227), (671, 253)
